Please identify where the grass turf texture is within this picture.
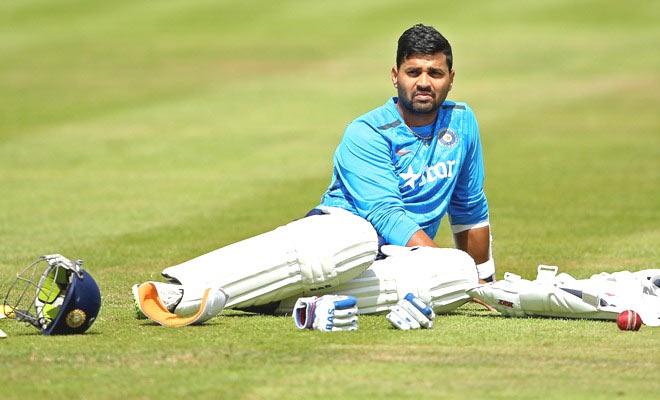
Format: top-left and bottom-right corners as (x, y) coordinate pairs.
(0, 0), (658, 398)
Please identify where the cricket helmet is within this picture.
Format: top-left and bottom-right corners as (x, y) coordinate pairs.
(4, 254), (101, 335)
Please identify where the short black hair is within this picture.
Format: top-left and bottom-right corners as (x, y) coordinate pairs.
(396, 24), (453, 70)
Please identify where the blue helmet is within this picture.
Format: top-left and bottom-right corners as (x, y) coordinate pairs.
(4, 254), (101, 335)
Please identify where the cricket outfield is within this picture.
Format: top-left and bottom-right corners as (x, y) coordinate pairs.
(0, 1), (658, 398)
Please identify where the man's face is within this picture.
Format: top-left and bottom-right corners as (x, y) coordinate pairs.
(391, 53), (455, 116)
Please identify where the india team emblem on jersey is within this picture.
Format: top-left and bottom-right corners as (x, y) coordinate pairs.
(438, 128), (458, 147)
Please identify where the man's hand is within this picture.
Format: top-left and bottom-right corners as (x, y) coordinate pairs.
(293, 295), (358, 332)
(387, 293), (435, 330)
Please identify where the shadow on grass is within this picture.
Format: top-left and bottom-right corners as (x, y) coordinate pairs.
(133, 316), (272, 328)
(0, 328), (103, 337)
(455, 308), (617, 325)
(135, 320), (225, 328)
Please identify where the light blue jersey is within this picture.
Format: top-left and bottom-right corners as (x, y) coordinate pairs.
(319, 97), (489, 246)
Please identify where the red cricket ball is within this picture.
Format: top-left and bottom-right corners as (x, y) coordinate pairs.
(617, 310), (642, 331)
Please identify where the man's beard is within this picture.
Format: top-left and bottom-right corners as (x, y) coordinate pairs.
(398, 88), (441, 115)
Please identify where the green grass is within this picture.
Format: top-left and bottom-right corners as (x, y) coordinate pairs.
(0, 0), (659, 398)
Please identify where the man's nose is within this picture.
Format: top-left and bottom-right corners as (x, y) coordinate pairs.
(416, 73), (430, 89)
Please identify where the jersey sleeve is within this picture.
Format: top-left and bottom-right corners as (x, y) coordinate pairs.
(448, 107), (489, 228)
(334, 121), (421, 245)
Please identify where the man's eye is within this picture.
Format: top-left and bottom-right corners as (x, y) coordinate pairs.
(406, 70), (420, 77)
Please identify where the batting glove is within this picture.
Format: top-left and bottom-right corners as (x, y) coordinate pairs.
(293, 295), (358, 332)
(387, 293), (435, 330)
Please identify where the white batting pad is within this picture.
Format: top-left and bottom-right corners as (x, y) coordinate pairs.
(160, 211), (378, 309)
(277, 246), (479, 315)
(468, 266), (660, 326)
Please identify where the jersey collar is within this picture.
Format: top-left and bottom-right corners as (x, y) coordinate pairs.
(386, 97), (440, 141)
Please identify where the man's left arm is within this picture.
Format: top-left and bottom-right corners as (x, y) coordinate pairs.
(453, 225), (494, 283)
(448, 106), (495, 282)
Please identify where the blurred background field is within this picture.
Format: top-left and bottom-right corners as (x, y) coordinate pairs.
(0, 1), (658, 399)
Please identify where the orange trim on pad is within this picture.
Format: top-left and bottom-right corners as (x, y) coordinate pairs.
(137, 282), (210, 328)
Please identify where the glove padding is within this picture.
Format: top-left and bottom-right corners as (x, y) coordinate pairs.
(293, 295), (358, 332)
(387, 293), (435, 330)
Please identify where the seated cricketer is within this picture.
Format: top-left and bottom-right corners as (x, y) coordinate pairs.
(134, 24), (494, 327)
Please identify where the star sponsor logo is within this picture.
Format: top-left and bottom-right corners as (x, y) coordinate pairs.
(438, 128), (458, 147)
(399, 160), (457, 189)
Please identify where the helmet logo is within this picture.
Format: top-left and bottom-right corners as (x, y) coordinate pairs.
(66, 309), (87, 328)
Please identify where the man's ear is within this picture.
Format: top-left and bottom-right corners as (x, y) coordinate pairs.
(391, 65), (398, 87)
